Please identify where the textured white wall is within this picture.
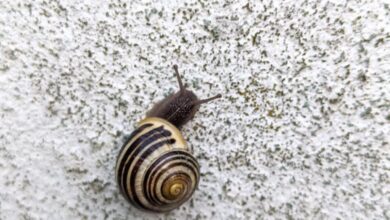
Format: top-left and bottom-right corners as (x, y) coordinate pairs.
(0, 0), (389, 219)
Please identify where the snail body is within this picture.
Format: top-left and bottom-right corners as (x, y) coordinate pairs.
(116, 65), (220, 212)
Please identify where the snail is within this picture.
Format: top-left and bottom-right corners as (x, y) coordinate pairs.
(115, 65), (221, 212)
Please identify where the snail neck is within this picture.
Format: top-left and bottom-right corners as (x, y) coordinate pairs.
(146, 90), (200, 129)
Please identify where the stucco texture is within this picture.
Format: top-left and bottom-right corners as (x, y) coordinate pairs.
(0, 0), (389, 219)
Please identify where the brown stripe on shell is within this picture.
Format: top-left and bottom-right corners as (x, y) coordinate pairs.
(119, 126), (171, 205)
(115, 123), (153, 194)
(116, 125), (166, 190)
(142, 150), (198, 205)
(145, 152), (199, 208)
(129, 138), (176, 210)
(149, 162), (199, 209)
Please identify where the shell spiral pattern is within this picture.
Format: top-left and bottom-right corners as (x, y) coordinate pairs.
(115, 117), (200, 212)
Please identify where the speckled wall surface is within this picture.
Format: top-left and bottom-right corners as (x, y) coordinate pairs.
(0, 0), (389, 219)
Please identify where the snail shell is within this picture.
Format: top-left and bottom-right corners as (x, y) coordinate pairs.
(115, 117), (200, 212)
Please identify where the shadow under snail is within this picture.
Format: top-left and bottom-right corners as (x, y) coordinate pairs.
(115, 65), (221, 212)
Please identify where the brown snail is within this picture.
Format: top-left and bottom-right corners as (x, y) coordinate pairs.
(115, 65), (221, 212)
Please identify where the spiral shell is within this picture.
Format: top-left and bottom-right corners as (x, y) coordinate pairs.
(115, 117), (200, 212)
